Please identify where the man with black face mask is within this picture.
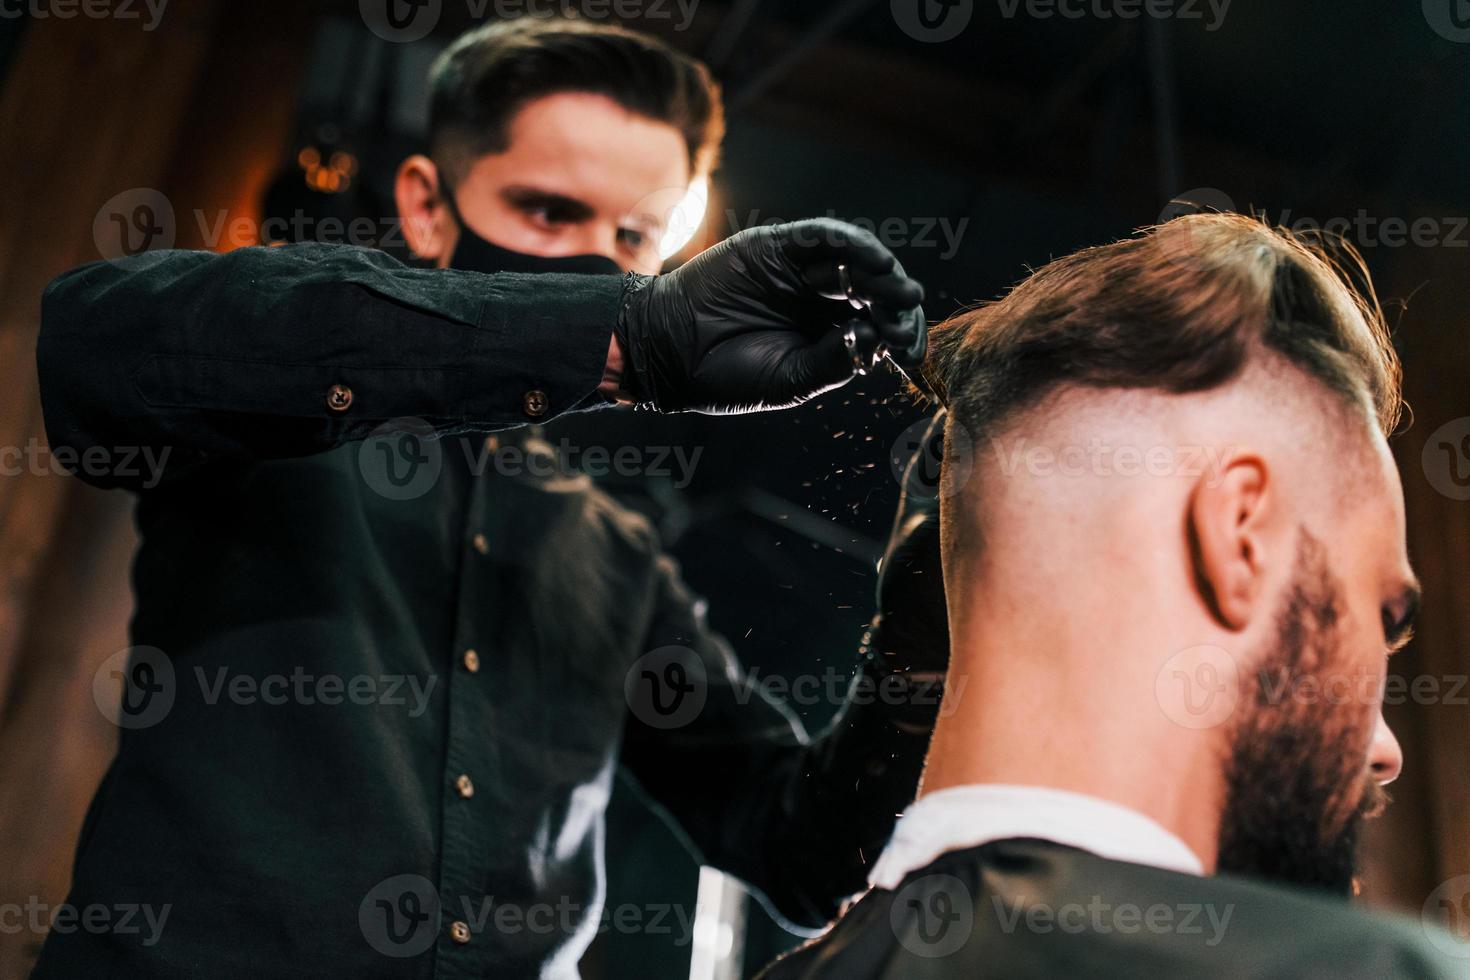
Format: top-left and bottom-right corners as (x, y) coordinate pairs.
(31, 17), (943, 980)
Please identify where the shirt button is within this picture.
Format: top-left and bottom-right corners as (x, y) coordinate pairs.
(449, 920), (471, 944)
(522, 389), (549, 418)
(462, 649), (480, 673)
(325, 383), (353, 412)
(454, 774), (475, 799)
(471, 532), (489, 555)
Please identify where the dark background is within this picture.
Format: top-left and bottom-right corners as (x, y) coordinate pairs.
(1, 2), (1469, 978)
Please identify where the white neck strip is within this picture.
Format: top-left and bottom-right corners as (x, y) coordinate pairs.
(869, 783), (1205, 891)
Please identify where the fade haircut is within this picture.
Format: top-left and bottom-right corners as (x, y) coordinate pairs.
(427, 17), (724, 188)
(924, 214), (1402, 451)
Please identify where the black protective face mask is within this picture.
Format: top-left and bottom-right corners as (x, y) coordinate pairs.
(449, 226), (624, 276)
(440, 176), (623, 277)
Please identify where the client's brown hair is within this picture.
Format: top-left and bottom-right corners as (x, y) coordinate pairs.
(924, 213), (1402, 442)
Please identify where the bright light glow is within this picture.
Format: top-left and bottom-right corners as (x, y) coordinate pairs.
(688, 866), (745, 980)
(658, 176), (709, 260)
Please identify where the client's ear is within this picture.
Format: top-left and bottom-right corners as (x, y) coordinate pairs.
(1188, 453), (1271, 630)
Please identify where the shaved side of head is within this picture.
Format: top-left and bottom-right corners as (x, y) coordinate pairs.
(925, 213), (1401, 576)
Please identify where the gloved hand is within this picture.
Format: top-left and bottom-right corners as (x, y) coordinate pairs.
(614, 218), (926, 414)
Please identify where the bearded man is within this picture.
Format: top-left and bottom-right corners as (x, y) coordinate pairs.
(758, 213), (1467, 978)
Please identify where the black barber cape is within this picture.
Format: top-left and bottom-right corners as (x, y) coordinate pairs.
(756, 838), (1468, 979)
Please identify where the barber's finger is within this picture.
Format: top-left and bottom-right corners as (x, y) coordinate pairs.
(779, 319), (876, 401)
(868, 302), (928, 370)
(846, 319), (884, 371)
(803, 260), (926, 310)
(854, 265), (925, 310)
(777, 219), (897, 277)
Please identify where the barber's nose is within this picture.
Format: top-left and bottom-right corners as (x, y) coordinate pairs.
(1369, 713), (1403, 785)
(578, 224), (626, 270)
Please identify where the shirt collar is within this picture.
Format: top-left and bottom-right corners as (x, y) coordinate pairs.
(868, 783), (1205, 890)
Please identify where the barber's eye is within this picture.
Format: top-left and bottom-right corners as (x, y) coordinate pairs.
(618, 227), (648, 251)
(523, 203), (573, 227)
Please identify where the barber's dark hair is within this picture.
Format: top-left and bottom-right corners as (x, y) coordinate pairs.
(428, 17), (723, 186)
(925, 213), (1402, 440)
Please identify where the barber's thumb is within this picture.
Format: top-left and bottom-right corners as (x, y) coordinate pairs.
(782, 320), (872, 402)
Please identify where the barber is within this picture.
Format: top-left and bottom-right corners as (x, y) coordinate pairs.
(33, 20), (932, 978)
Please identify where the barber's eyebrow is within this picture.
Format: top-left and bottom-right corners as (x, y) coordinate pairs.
(1384, 579), (1421, 653)
(499, 185), (595, 222)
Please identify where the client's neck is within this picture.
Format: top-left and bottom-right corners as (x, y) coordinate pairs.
(919, 571), (1225, 872)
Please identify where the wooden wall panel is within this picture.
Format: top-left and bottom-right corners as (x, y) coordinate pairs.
(0, 4), (312, 976)
(1383, 232), (1470, 927)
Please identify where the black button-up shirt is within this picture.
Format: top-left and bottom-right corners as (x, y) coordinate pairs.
(32, 245), (931, 978)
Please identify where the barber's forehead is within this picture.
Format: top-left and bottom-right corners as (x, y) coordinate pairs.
(505, 93), (689, 177)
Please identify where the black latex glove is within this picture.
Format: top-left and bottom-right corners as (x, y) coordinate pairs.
(615, 218), (926, 414)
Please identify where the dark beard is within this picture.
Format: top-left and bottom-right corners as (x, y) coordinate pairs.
(1214, 529), (1385, 897)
